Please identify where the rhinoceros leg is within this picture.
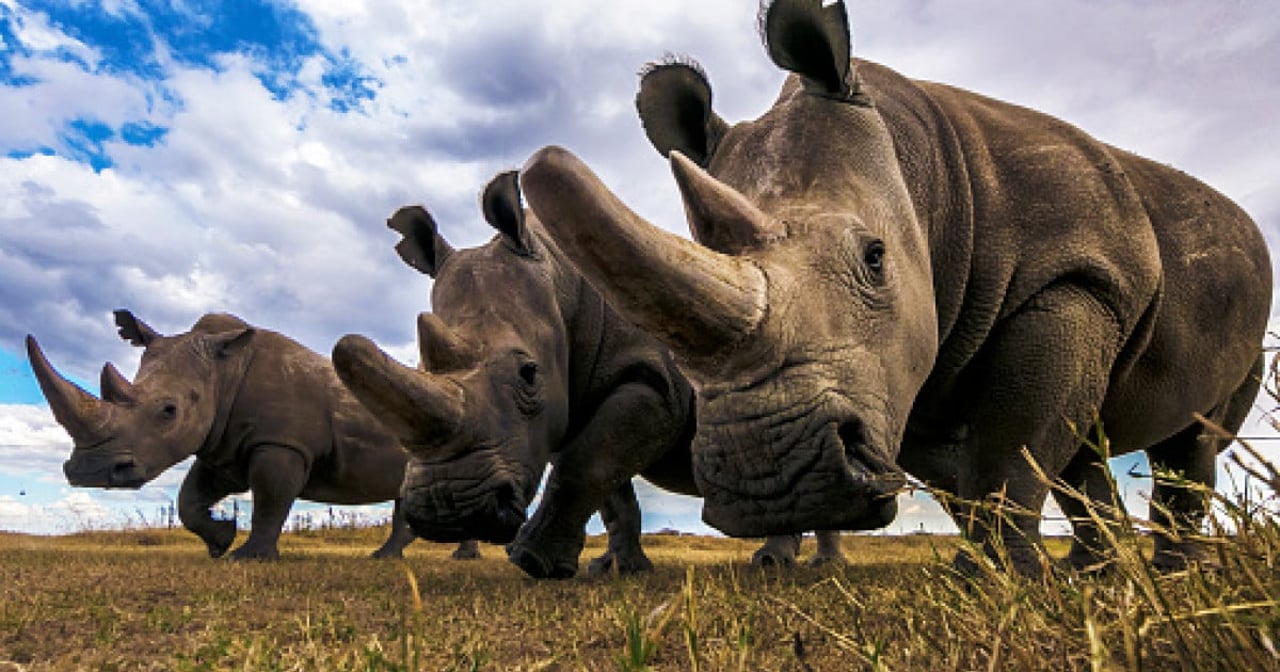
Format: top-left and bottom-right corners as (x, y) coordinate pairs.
(1145, 359), (1259, 571)
(808, 531), (847, 567)
(451, 539), (482, 560)
(508, 382), (682, 579)
(229, 446), (308, 561)
(372, 498), (419, 559)
(586, 480), (654, 576)
(178, 461), (240, 559)
(946, 286), (1122, 576)
(1052, 446), (1126, 572)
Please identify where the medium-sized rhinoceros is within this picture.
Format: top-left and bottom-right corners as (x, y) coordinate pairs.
(27, 310), (480, 561)
(333, 172), (843, 578)
(519, 0), (1270, 574)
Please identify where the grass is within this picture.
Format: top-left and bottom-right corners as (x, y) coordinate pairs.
(0, 529), (963, 670)
(0, 512), (1276, 670)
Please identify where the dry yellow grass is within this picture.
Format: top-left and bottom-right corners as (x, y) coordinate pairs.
(0, 529), (955, 670)
(1, 519), (1276, 671)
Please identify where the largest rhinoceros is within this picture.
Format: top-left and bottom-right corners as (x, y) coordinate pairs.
(519, 0), (1271, 574)
(333, 172), (844, 578)
(27, 310), (478, 561)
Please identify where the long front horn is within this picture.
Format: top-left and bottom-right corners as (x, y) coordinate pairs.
(26, 335), (111, 443)
(332, 334), (465, 451)
(100, 362), (137, 405)
(520, 146), (767, 364)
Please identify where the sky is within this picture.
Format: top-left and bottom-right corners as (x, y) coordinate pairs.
(0, 0), (1278, 540)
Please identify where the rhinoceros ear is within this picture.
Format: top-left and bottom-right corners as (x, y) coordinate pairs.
(761, 0), (858, 101)
(482, 170), (533, 256)
(207, 329), (255, 359)
(114, 309), (161, 348)
(388, 205), (454, 278)
(636, 57), (729, 167)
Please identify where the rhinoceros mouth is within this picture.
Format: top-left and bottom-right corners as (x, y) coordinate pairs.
(694, 396), (905, 537)
(399, 453), (533, 544)
(63, 448), (151, 489)
(402, 481), (527, 544)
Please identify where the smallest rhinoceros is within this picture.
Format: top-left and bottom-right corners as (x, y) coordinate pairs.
(27, 310), (479, 561)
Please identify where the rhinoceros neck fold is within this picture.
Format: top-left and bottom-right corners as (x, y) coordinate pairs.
(194, 347), (257, 463)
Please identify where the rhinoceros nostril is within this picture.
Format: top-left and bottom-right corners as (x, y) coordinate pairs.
(492, 482), (527, 529)
(107, 458), (143, 487)
(838, 420), (869, 468)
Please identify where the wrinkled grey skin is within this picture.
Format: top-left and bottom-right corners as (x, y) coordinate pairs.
(519, 0), (1271, 574)
(29, 310), (479, 561)
(333, 173), (844, 578)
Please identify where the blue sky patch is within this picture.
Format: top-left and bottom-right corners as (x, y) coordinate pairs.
(120, 121), (168, 147)
(322, 49), (378, 113)
(0, 348), (45, 405)
(0, 6), (37, 87)
(60, 117), (115, 172)
(7, 146), (55, 160)
(3, 0), (381, 171)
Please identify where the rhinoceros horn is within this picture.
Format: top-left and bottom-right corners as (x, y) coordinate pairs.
(417, 312), (478, 374)
(670, 151), (783, 254)
(26, 335), (111, 443)
(99, 362), (137, 405)
(332, 334), (464, 451)
(520, 146), (767, 364)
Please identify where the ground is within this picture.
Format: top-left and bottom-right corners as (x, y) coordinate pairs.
(0, 525), (1275, 670)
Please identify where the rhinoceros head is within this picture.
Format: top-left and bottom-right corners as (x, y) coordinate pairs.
(334, 172), (571, 544)
(29, 310), (255, 489)
(520, 0), (937, 536)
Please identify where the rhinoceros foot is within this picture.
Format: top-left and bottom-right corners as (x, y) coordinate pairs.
(202, 519), (237, 559)
(950, 544), (1048, 580)
(750, 534), (801, 568)
(1152, 540), (1220, 573)
(507, 542), (577, 579)
(228, 543), (280, 561)
(1063, 541), (1119, 575)
(806, 551), (848, 568)
(586, 549), (655, 577)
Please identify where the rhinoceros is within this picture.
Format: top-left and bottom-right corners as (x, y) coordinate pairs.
(27, 310), (480, 561)
(332, 172), (845, 578)
(518, 0), (1271, 574)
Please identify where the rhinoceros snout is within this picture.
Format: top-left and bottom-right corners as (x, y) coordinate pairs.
(696, 407), (905, 537)
(402, 480), (527, 545)
(63, 451), (149, 489)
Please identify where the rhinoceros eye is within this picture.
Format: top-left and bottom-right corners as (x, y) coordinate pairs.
(863, 239), (885, 281)
(160, 401), (178, 420)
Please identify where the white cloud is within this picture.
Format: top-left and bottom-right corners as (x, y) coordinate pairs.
(4, 1), (100, 67)
(0, 402), (67, 475)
